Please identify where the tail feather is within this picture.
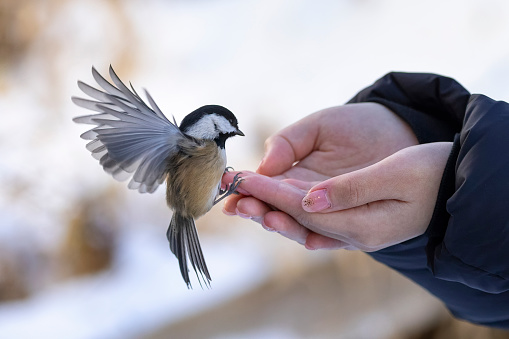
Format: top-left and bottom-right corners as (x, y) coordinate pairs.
(167, 213), (211, 288)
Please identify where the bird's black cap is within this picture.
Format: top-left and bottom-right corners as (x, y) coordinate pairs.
(179, 105), (239, 132)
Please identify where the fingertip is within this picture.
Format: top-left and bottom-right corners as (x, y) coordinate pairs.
(255, 156), (266, 174)
(260, 218), (276, 232)
(236, 196), (272, 218)
(255, 156), (271, 176)
(302, 188), (331, 213)
(304, 242), (318, 251)
(264, 210), (309, 245)
(222, 171), (252, 196)
(305, 233), (348, 250)
(256, 135), (295, 176)
(222, 193), (243, 215)
(222, 206), (236, 216)
(224, 172), (306, 216)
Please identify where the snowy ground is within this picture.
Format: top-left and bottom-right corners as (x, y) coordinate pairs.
(0, 227), (272, 339)
(1, 0), (509, 338)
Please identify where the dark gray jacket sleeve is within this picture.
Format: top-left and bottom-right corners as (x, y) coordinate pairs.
(348, 72), (509, 293)
(432, 94), (509, 293)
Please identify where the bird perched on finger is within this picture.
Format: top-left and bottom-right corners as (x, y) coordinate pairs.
(72, 65), (244, 288)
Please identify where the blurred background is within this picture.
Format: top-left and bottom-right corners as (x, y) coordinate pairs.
(1, 0), (509, 338)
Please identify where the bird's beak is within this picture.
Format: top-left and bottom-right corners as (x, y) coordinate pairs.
(235, 129), (245, 136)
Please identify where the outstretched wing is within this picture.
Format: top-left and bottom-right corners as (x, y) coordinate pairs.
(72, 65), (184, 193)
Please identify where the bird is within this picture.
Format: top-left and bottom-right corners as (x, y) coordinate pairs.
(72, 65), (244, 288)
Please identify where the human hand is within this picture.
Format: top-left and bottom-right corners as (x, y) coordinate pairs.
(256, 102), (419, 182)
(223, 142), (452, 251)
(223, 102), (419, 249)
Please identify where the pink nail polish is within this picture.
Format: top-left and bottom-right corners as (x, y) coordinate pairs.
(302, 189), (331, 212)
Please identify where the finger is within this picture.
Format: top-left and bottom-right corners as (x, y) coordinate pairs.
(222, 171), (251, 196)
(263, 210), (310, 245)
(281, 178), (316, 191)
(301, 154), (408, 213)
(223, 171), (307, 216)
(235, 196), (273, 227)
(272, 167), (330, 183)
(235, 197), (349, 249)
(305, 232), (353, 250)
(257, 116), (319, 176)
(223, 171), (390, 250)
(231, 194), (311, 244)
(222, 193), (245, 215)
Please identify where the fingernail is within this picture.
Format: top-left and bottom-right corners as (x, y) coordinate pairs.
(302, 189), (331, 212)
(222, 208), (236, 216)
(236, 209), (252, 220)
(261, 219), (276, 232)
(305, 242), (317, 250)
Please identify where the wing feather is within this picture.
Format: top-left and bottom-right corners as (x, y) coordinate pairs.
(93, 66), (126, 98)
(72, 65), (185, 193)
(144, 88), (170, 122)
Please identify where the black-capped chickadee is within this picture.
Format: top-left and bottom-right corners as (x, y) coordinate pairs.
(72, 66), (244, 288)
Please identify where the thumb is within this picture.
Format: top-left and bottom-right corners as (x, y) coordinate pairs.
(257, 116), (319, 176)
(302, 158), (405, 213)
(256, 135), (297, 176)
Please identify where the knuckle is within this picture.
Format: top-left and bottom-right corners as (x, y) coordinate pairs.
(335, 177), (362, 208)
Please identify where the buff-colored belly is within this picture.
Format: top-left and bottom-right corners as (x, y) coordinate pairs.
(165, 141), (226, 218)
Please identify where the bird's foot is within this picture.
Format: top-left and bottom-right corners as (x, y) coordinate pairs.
(215, 172), (243, 205)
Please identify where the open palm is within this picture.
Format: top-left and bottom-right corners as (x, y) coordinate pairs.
(258, 103), (418, 184)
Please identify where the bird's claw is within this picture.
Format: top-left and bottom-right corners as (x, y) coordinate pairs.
(215, 172), (243, 205)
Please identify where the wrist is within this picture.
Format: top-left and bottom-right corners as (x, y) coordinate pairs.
(425, 135), (461, 271)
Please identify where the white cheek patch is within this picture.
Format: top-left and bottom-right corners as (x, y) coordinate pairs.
(184, 115), (216, 139)
(211, 115), (237, 134)
(184, 114), (236, 140)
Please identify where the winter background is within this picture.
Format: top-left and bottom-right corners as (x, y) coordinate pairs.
(1, 0), (509, 338)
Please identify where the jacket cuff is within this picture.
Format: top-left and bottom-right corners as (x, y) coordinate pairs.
(425, 134), (460, 271)
(359, 98), (456, 143)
